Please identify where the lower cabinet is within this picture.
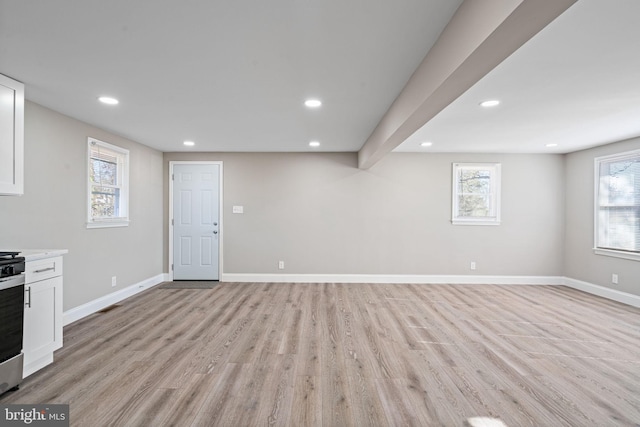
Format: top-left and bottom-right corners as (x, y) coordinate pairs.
(23, 256), (63, 377)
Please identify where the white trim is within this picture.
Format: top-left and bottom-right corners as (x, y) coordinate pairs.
(594, 148), (640, 256)
(62, 273), (168, 326)
(593, 248), (640, 262)
(562, 276), (640, 308)
(86, 220), (130, 229)
(60, 273), (640, 329)
(594, 148), (640, 163)
(169, 161), (224, 281)
(222, 273), (639, 307)
(452, 162), (501, 225)
(451, 220), (501, 226)
(221, 273), (564, 285)
(87, 137), (130, 228)
(24, 354), (53, 379)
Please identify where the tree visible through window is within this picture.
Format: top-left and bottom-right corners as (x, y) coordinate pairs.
(595, 150), (640, 258)
(87, 138), (129, 228)
(452, 163), (501, 225)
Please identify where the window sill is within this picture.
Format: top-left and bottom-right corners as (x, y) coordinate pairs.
(593, 248), (640, 262)
(87, 220), (129, 229)
(452, 220), (501, 226)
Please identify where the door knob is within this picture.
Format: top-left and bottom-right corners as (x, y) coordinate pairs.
(213, 230), (218, 234)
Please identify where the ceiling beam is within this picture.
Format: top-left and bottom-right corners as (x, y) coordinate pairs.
(357, 0), (578, 169)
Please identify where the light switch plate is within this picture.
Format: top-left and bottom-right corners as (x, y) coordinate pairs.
(232, 205), (244, 214)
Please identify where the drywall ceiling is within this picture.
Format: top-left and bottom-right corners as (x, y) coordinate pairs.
(1, 0), (639, 155)
(0, 0), (462, 152)
(395, 0), (640, 154)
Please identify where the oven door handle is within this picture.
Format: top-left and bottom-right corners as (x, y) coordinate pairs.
(0, 274), (25, 291)
(25, 286), (32, 308)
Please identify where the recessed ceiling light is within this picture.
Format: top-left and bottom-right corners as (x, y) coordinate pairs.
(479, 100), (500, 108)
(304, 99), (322, 108)
(98, 96), (119, 105)
(183, 140), (195, 146)
(545, 143), (558, 147)
(420, 142), (433, 147)
(309, 141), (320, 147)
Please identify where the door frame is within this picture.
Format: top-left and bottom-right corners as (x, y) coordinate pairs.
(169, 161), (224, 281)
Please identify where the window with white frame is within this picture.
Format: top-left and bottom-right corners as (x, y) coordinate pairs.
(594, 150), (640, 260)
(87, 138), (129, 228)
(452, 163), (501, 225)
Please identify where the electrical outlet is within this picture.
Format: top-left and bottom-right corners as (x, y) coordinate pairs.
(612, 273), (618, 284)
(278, 261), (285, 270)
(111, 276), (117, 287)
(470, 261), (476, 270)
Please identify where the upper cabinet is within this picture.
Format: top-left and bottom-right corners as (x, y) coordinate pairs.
(0, 73), (24, 196)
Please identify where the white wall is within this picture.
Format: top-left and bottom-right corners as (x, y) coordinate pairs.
(0, 102), (164, 310)
(564, 137), (640, 296)
(6, 101), (637, 313)
(164, 152), (565, 277)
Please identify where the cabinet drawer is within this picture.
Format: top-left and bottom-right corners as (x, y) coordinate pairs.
(26, 256), (63, 283)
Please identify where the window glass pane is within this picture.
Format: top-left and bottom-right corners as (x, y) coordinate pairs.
(599, 160), (639, 205)
(598, 208), (640, 251)
(91, 186), (120, 218)
(458, 195), (491, 217)
(90, 158), (117, 186)
(459, 169), (491, 194)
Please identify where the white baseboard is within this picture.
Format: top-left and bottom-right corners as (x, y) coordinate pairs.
(61, 273), (638, 327)
(221, 273), (565, 285)
(63, 273), (168, 326)
(562, 277), (640, 308)
(222, 274), (639, 307)
(24, 353), (53, 378)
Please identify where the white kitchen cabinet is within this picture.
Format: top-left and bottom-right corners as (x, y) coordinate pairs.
(0, 73), (24, 196)
(23, 255), (64, 377)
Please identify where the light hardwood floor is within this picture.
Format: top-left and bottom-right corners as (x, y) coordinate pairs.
(2, 283), (639, 426)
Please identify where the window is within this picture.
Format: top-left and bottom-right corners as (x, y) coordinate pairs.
(452, 163), (501, 225)
(87, 138), (129, 228)
(594, 149), (640, 261)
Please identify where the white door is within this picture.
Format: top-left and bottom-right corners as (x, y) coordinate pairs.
(173, 163), (220, 280)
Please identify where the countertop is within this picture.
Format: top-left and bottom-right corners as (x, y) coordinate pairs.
(16, 249), (68, 262)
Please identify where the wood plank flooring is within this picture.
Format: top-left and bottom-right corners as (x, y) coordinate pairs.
(2, 283), (639, 426)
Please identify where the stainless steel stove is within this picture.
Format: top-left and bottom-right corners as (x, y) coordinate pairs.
(0, 251), (26, 395)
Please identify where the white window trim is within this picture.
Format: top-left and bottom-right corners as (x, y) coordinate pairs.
(593, 248), (640, 262)
(452, 163), (501, 226)
(87, 137), (130, 229)
(593, 149), (640, 261)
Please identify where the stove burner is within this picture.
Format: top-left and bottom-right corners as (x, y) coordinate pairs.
(0, 253), (24, 279)
(0, 252), (20, 259)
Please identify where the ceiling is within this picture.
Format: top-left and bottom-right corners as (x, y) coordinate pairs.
(396, 0), (640, 154)
(1, 0), (639, 156)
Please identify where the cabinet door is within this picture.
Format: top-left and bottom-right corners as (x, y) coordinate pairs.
(0, 74), (24, 195)
(23, 276), (63, 366)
